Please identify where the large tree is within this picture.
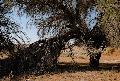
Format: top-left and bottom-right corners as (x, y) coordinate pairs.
(1, 0), (112, 75)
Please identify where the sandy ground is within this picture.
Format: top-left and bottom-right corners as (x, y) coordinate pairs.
(1, 47), (120, 81)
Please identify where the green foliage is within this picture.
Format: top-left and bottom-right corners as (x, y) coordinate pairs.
(97, 0), (120, 23)
(96, 0), (120, 47)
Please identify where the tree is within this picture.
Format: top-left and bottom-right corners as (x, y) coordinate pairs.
(0, 0), (28, 53)
(96, 0), (120, 48)
(0, 0), (109, 75)
(14, 0), (106, 69)
(0, 1), (15, 53)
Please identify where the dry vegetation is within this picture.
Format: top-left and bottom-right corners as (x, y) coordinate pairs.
(0, 47), (120, 81)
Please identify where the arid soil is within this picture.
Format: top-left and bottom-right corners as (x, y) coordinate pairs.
(1, 47), (120, 81)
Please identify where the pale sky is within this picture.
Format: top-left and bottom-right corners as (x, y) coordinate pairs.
(6, 6), (39, 44)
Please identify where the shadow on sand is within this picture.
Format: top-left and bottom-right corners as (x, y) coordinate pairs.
(55, 62), (120, 73)
(1, 60), (120, 79)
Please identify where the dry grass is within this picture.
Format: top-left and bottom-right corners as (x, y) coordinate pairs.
(103, 47), (120, 55)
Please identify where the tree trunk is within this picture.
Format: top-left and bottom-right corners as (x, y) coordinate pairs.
(89, 53), (101, 68)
